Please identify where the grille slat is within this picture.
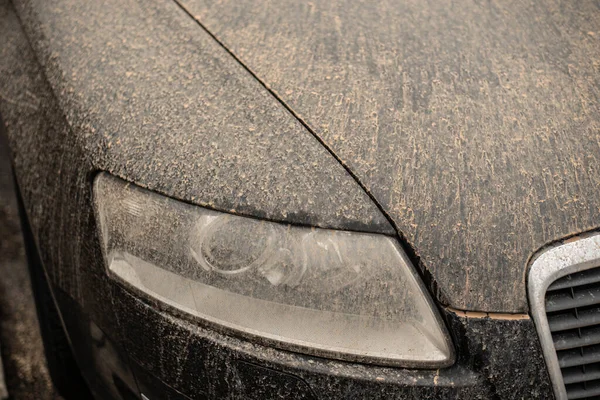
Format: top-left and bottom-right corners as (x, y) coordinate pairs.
(544, 266), (600, 399)
(546, 286), (600, 313)
(549, 269), (600, 292)
(563, 364), (600, 385)
(549, 308), (600, 333)
(566, 379), (600, 399)
(554, 327), (600, 351)
(558, 345), (600, 368)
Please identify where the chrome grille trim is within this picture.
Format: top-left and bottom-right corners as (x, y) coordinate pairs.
(528, 233), (600, 400)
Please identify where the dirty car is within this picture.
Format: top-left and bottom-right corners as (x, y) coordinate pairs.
(1, 0), (599, 398)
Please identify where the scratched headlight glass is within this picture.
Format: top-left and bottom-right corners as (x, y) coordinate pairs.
(94, 173), (453, 367)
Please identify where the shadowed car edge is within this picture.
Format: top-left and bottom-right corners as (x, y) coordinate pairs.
(1, 0), (597, 398)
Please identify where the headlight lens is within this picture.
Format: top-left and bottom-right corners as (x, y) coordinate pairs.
(94, 173), (453, 367)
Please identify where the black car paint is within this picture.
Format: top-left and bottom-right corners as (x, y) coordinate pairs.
(0, 0), (560, 397)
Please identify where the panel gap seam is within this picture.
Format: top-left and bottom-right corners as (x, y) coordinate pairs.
(170, 0), (400, 235)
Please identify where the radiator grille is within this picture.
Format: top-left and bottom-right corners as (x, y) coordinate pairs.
(546, 267), (600, 399)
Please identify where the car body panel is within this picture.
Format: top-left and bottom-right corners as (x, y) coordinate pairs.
(179, 0), (600, 312)
(6, 0), (392, 237)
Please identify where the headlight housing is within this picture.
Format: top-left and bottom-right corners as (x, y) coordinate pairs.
(94, 173), (453, 367)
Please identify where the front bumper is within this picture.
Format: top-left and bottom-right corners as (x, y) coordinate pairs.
(58, 276), (554, 399)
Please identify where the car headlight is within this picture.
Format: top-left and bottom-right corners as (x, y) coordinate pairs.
(94, 173), (453, 367)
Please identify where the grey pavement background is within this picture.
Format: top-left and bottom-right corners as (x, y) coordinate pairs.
(0, 138), (62, 399)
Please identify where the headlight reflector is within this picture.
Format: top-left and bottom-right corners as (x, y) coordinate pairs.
(94, 173), (453, 367)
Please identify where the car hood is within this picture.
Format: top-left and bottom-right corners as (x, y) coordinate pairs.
(180, 0), (600, 312)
